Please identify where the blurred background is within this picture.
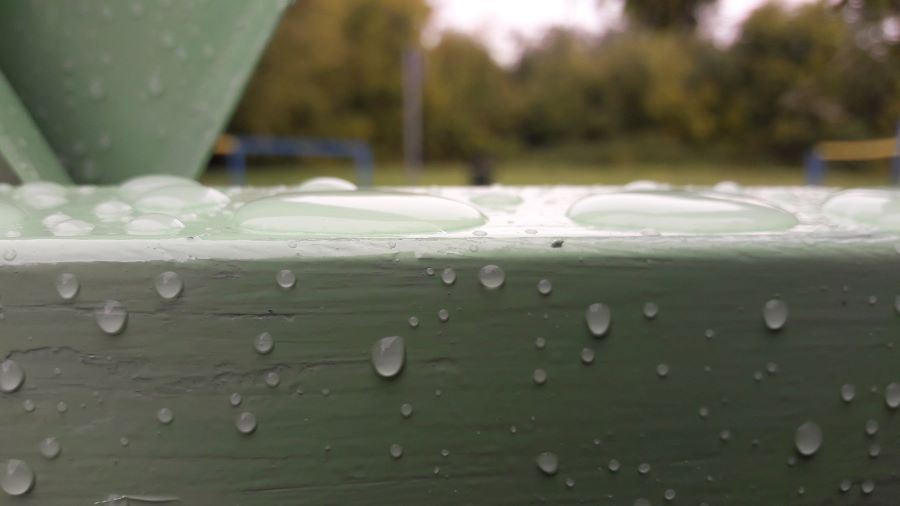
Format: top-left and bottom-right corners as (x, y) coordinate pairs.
(204, 0), (900, 187)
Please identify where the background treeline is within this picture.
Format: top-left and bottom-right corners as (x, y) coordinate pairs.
(232, 0), (899, 165)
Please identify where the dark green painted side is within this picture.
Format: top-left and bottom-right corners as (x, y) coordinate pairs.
(0, 243), (898, 504)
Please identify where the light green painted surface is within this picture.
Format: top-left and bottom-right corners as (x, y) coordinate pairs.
(0, 0), (287, 184)
(0, 71), (70, 184)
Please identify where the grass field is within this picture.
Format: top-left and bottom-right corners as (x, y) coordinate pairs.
(201, 160), (893, 188)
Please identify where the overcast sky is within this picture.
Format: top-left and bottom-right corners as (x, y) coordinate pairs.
(425, 0), (816, 65)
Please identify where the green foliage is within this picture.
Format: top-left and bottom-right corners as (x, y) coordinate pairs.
(623, 0), (717, 30)
(232, 0), (900, 165)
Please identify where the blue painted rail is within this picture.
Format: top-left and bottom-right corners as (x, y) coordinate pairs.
(214, 135), (375, 186)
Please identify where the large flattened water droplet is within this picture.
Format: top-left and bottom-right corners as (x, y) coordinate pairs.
(155, 271), (183, 299)
(823, 189), (900, 231)
(296, 177), (357, 192)
(566, 190), (798, 234)
(120, 175), (202, 201)
(125, 214), (185, 236)
(0, 360), (25, 392)
(794, 421), (823, 457)
(585, 303), (611, 337)
(95, 300), (127, 335)
(50, 219), (94, 237)
(56, 272), (80, 300)
(762, 299), (788, 331)
(254, 332), (274, 355)
(234, 191), (486, 236)
(93, 200), (133, 222)
(0, 459), (34, 496)
(536, 451), (558, 476)
(14, 181), (67, 210)
(371, 336), (405, 378)
(134, 185), (229, 215)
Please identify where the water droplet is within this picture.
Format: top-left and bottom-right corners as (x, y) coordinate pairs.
(841, 383), (856, 403)
(119, 437), (130, 447)
(699, 407), (709, 418)
(585, 303), (611, 337)
(766, 362), (778, 375)
(478, 265), (505, 289)
(580, 348), (595, 365)
(275, 269), (296, 289)
(296, 177), (357, 192)
(120, 175), (201, 200)
(22, 400), (34, 412)
(50, 219), (94, 237)
(535, 337), (546, 350)
(438, 309), (450, 322)
(389, 443), (403, 459)
(2, 249), (15, 261)
(656, 364), (670, 378)
(125, 214), (185, 236)
(371, 336), (405, 379)
(134, 185), (229, 215)
(642, 302), (659, 320)
(156, 408), (174, 424)
(235, 412), (257, 434)
(234, 192), (486, 236)
(567, 190), (798, 233)
(533, 368), (548, 385)
(0, 360), (25, 393)
(638, 462), (651, 474)
(93, 200), (132, 222)
(39, 437), (60, 459)
(0, 459), (34, 496)
(865, 419), (879, 437)
(154, 271), (183, 299)
(823, 189), (900, 231)
(94, 300), (127, 335)
(608, 459), (621, 472)
(868, 443), (880, 458)
(861, 479), (875, 495)
(56, 273), (80, 300)
(441, 268), (456, 286)
(229, 393), (242, 407)
(839, 479), (852, 493)
(885, 382), (900, 409)
(664, 489), (676, 501)
(535, 452), (558, 476)
(265, 371), (280, 387)
(794, 421), (822, 457)
(14, 181), (67, 209)
(253, 332), (274, 355)
(762, 299), (788, 331)
(719, 429), (732, 442)
(407, 316), (419, 328)
(537, 279), (552, 295)
(400, 403), (413, 418)
(56, 401), (67, 413)
(705, 328), (715, 339)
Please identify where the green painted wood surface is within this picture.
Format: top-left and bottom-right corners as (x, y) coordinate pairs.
(0, 0), (287, 184)
(0, 71), (71, 184)
(0, 182), (898, 504)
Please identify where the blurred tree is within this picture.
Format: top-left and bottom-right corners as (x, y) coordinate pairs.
(622, 0), (717, 30)
(423, 32), (519, 159)
(231, 0), (430, 157)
